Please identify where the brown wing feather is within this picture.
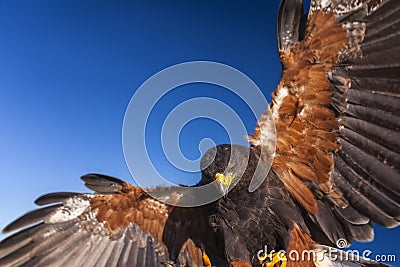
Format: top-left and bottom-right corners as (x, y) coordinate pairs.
(249, 10), (349, 215)
(0, 174), (204, 267)
(90, 184), (171, 240)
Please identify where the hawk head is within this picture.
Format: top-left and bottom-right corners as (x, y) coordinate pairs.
(200, 144), (257, 196)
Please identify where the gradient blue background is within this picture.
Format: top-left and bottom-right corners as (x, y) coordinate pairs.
(0, 0), (398, 264)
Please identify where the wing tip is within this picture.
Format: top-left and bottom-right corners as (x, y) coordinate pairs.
(2, 204), (62, 234)
(80, 173), (131, 193)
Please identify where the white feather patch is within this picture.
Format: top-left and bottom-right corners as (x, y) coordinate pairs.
(47, 195), (93, 223)
(272, 86), (289, 118)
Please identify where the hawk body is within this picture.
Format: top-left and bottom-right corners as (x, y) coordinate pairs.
(1, 0), (399, 266)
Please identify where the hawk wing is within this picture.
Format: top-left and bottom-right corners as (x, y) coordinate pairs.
(249, 0), (399, 248)
(0, 174), (215, 267)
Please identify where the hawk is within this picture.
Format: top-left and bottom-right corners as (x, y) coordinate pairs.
(0, 0), (399, 266)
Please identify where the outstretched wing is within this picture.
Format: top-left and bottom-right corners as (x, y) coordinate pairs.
(249, 0), (400, 248)
(0, 174), (208, 267)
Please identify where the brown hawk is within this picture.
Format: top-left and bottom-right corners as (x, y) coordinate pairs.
(0, 0), (399, 266)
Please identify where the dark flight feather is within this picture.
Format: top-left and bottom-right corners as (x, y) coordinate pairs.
(278, 0), (306, 52)
(2, 204), (62, 234)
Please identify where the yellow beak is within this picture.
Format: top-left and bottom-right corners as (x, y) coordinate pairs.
(215, 173), (235, 196)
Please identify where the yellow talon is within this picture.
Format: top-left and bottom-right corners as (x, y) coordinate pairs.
(261, 252), (287, 267)
(201, 245), (212, 267)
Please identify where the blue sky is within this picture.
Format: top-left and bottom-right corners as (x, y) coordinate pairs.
(0, 0), (398, 263)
